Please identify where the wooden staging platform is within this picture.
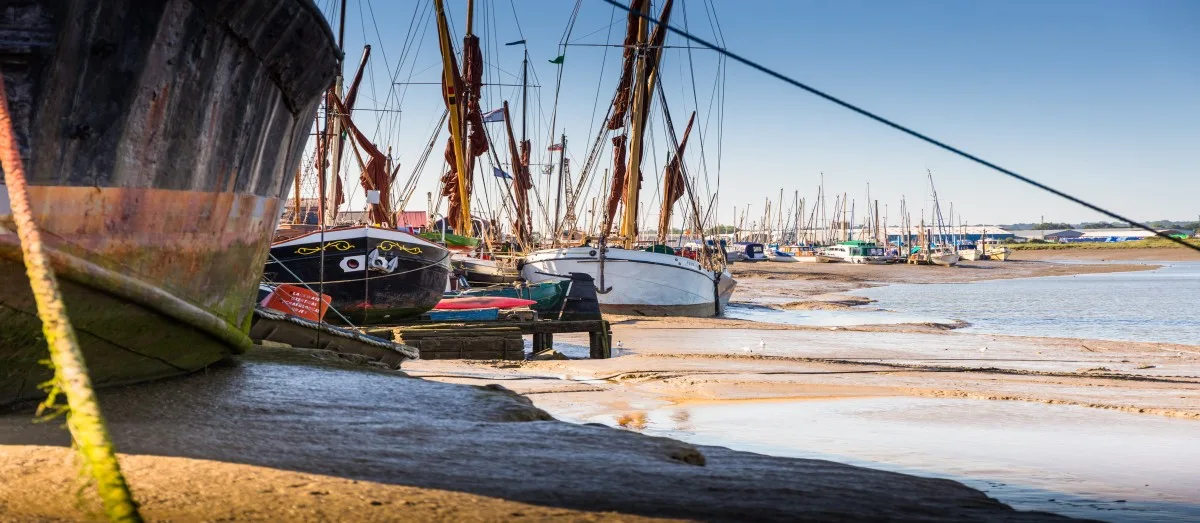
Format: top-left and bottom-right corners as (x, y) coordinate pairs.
(366, 320), (612, 361)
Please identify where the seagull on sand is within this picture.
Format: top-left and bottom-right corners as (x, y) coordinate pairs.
(980, 346), (988, 352)
(759, 338), (766, 349)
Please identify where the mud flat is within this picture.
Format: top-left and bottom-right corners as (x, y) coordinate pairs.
(405, 259), (1199, 520)
(1014, 247), (1200, 262)
(0, 347), (1065, 522)
(729, 258), (1158, 308)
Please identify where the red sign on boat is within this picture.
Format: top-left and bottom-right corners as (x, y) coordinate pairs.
(260, 284), (332, 322)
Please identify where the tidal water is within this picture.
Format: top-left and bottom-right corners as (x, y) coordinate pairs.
(855, 262), (1200, 346)
(722, 302), (957, 327)
(624, 397), (1200, 522)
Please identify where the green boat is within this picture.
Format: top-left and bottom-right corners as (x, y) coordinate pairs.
(420, 231), (479, 249)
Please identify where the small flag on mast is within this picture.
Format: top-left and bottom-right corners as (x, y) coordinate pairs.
(481, 108), (504, 123)
(547, 143), (563, 151)
(548, 54), (565, 64)
(493, 167), (512, 180)
(505, 39), (527, 46)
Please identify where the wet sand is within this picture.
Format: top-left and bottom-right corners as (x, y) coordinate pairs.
(403, 257), (1199, 519)
(4, 257), (1191, 520)
(0, 348), (1065, 522)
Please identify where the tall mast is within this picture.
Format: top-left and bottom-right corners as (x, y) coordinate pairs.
(777, 187), (784, 244)
(433, 0), (473, 236)
(553, 131), (567, 245)
(619, 0), (672, 248)
(521, 50), (529, 142)
(292, 167), (302, 224)
(618, 1), (651, 248)
(325, 0), (348, 225)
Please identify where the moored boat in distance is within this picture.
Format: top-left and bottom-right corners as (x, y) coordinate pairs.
(958, 242), (985, 261)
(930, 249), (962, 266)
(732, 241), (769, 262)
(0, 0), (337, 406)
(264, 225), (451, 325)
(821, 240), (889, 264)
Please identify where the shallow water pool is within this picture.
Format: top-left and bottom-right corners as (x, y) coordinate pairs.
(581, 397), (1200, 522)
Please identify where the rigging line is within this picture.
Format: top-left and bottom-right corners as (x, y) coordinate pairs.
(370, 0), (422, 146)
(600, 0), (1199, 253)
(565, 19), (623, 44)
(679, 0), (714, 226)
(506, 0), (525, 40)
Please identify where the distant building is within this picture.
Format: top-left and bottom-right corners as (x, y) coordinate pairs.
(1045, 230), (1083, 242)
(1009, 229), (1075, 243)
(1062, 228), (1184, 243)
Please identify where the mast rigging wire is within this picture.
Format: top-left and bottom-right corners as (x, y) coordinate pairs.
(599, 0), (1199, 254)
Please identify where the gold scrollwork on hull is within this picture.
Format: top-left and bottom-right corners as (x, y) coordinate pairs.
(295, 240), (354, 255)
(377, 240), (422, 255)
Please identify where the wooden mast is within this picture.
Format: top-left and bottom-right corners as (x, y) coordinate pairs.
(619, 0), (673, 249)
(618, 1), (649, 248)
(433, 0), (473, 237)
(292, 167), (302, 223)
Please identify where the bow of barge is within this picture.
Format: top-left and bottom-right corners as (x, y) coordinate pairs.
(0, 0), (338, 405)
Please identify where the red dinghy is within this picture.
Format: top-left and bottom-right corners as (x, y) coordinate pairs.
(434, 297), (537, 310)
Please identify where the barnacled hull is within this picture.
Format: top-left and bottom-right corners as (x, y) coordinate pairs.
(0, 0), (338, 406)
(264, 226), (452, 325)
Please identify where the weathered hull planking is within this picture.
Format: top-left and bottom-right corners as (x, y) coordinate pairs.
(0, 0), (338, 406)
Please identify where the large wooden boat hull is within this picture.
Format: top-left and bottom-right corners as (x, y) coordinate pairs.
(0, 0), (337, 406)
(264, 226), (452, 325)
(521, 247), (735, 317)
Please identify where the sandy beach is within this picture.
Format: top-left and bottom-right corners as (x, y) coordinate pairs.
(3, 252), (1196, 521)
(0, 348), (1066, 522)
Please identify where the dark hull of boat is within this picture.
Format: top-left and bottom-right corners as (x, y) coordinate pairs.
(0, 0), (337, 406)
(264, 227), (452, 325)
(457, 259), (521, 286)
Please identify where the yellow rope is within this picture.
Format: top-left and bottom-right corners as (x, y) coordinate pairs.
(0, 69), (142, 522)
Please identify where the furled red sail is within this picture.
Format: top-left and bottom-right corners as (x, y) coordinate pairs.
(326, 90), (345, 215)
(601, 135), (629, 239)
(607, 0), (648, 130)
(329, 96), (394, 227)
(657, 111), (695, 243)
(501, 101), (532, 246)
(440, 35), (489, 233)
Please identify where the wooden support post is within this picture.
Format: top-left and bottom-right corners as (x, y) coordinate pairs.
(588, 321), (612, 359)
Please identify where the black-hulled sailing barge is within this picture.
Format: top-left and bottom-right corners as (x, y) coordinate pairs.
(0, 0), (338, 405)
(262, 5), (450, 325)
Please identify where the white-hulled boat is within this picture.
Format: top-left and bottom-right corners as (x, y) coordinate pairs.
(821, 241), (888, 264)
(522, 246), (735, 316)
(930, 250), (961, 266)
(522, 0), (735, 317)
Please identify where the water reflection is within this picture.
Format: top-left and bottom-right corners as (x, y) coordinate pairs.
(620, 397), (1200, 522)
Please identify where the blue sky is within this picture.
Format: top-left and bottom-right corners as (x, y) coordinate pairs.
(314, 0), (1199, 228)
